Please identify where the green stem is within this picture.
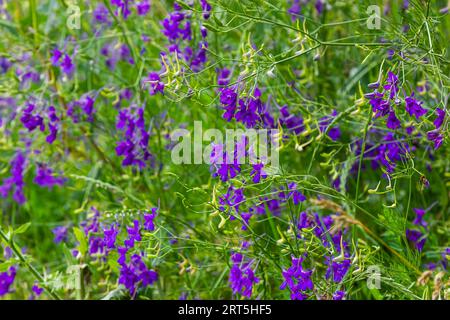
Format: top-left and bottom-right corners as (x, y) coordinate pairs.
(0, 227), (62, 300)
(354, 108), (373, 202)
(29, 0), (38, 46)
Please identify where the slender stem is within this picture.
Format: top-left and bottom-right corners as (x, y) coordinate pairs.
(29, 0), (38, 46)
(0, 227), (62, 300)
(354, 108), (372, 201)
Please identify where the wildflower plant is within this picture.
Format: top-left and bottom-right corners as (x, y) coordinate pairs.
(0, 0), (448, 301)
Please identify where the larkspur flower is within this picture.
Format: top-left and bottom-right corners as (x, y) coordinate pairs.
(46, 106), (60, 144)
(219, 186), (245, 214)
(280, 256), (314, 300)
(325, 257), (351, 283)
(427, 130), (443, 150)
(0, 56), (12, 74)
(412, 208), (427, 228)
(250, 163), (267, 183)
(333, 290), (346, 300)
(0, 150), (27, 204)
(52, 226), (69, 243)
(229, 252), (259, 298)
(406, 229), (426, 251)
(103, 224), (119, 250)
(115, 105), (154, 168)
(386, 110), (401, 129)
(136, 0), (151, 16)
(143, 208), (157, 231)
(93, 4), (111, 24)
(30, 283), (43, 300)
(279, 105), (304, 135)
(433, 108), (445, 129)
(200, 0), (211, 19)
(60, 54), (74, 75)
(67, 95), (96, 123)
(118, 252), (158, 296)
(210, 142), (243, 182)
(0, 267), (16, 296)
(111, 0), (132, 19)
(145, 72), (165, 95)
(124, 220), (142, 248)
(288, 0), (301, 21)
(3, 246), (13, 259)
(33, 164), (66, 188)
(319, 110), (341, 141)
(405, 93), (427, 119)
(20, 102), (45, 132)
(384, 71), (399, 100)
(278, 182), (306, 205)
(50, 48), (63, 66)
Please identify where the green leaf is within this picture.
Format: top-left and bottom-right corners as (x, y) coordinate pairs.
(14, 222), (31, 235)
(73, 227), (88, 256)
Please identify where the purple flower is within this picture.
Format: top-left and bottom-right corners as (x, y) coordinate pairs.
(217, 68), (231, 86)
(103, 224), (119, 249)
(0, 56), (12, 74)
(333, 290), (346, 300)
(31, 284), (44, 297)
(297, 211), (312, 231)
(220, 88), (238, 121)
(20, 103), (45, 132)
(315, 0), (324, 14)
(124, 220), (142, 248)
(67, 95), (96, 123)
(52, 226), (68, 243)
(200, 0), (211, 19)
(210, 142), (243, 182)
(89, 236), (105, 255)
(111, 0), (132, 19)
(60, 54), (75, 75)
(406, 229), (426, 251)
(118, 253), (158, 296)
(250, 163), (267, 183)
(229, 252), (259, 298)
(115, 105), (154, 169)
(136, 0), (151, 16)
(412, 208), (427, 228)
(93, 4), (111, 24)
(3, 246), (13, 259)
(319, 110), (341, 141)
(386, 111), (401, 129)
(280, 256), (313, 300)
(0, 267), (16, 296)
(405, 93), (427, 119)
(50, 48), (63, 66)
(0, 150), (27, 205)
(288, 0), (301, 21)
(34, 164), (66, 188)
(368, 91), (390, 118)
(433, 108), (445, 129)
(46, 106), (60, 144)
(279, 105), (304, 135)
(427, 130), (443, 150)
(325, 258), (351, 283)
(144, 72), (165, 95)
(143, 208), (157, 231)
(384, 72), (399, 100)
(219, 186), (245, 214)
(161, 5), (190, 42)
